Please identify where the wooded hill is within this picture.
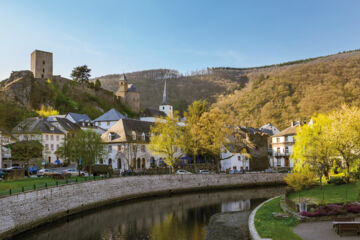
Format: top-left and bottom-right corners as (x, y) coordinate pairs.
(94, 50), (360, 129)
(0, 71), (134, 130)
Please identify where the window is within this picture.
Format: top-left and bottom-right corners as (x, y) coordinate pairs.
(276, 137), (280, 143)
(51, 144), (54, 150)
(43, 68), (45, 73)
(108, 158), (112, 166)
(285, 147), (289, 153)
(107, 121), (110, 126)
(56, 136), (59, 141)
(41, 74), (44, 78)
(238, 156), (241, 161)
(277, 147), (280, 153)
(108, 133), (112, 141)
(50, 135), (54, 141)
(108, 145), (112, 152)
(56, 144), (59, 150)
(142, 132), (146, 141)
(46, 135), (49, 140)
(45, 144), (49, 150)
(141, 145), (145, 152)
(43, 60), (45, 65)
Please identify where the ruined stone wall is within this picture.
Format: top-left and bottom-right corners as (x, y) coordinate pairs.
(0, 173), (286, 238)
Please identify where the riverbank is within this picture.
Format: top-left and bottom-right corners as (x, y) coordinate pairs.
(0, 173), (286, 239)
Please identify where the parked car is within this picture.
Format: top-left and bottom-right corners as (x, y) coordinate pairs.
(176, 169), (192, 175)
(0, 169), (6, 179)
(229, 169), (240, 174)
(199, 169), (211, 174)
(62, 168), (87, 176)
(37, 168), (55, 177)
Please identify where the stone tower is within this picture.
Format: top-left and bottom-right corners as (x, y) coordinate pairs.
(115, 74), (128, 101)
(31, 50), (53, 79)
(159, 80), (173, 117)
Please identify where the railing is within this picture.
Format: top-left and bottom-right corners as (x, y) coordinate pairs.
(273, 152), (291, 157)
(0, 175), (113, 198)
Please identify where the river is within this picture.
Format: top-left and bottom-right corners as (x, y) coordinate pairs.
(12, 186), (284, 240)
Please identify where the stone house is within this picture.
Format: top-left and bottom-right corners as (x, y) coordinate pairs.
(92, 108), (126, 130)
(101, 118), (156, 171)
(0, 129), (16, 168)
(12, 118), (65, 164)
(115, 74), (140, 113)
(270, 121), (301, 168)
(220, 126), (269, 172)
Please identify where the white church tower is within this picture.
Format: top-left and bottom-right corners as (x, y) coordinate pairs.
(159, 80), (173, 117)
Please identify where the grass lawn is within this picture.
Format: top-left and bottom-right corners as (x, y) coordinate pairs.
(255, 197), (302, 240)
(0, 176), (93, 196)
(288, 181), (360, 204)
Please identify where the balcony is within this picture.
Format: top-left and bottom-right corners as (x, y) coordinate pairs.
(273, 152), (291, 157)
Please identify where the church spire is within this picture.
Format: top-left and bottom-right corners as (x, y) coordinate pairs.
(162, 79), (167, 104)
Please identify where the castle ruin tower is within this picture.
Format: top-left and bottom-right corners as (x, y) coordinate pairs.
(31, 50), (53, 79)
(115, 74), (128, 103)
(159, 80), (173, 117)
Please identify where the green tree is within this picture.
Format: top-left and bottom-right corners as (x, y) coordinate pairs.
(10, 140), (43, 166)
(71, 65), (91, 84)
(328, 105), (360, 181)
(292, 114), (335, 183)
(95, 79), (101, 90)
(149, 112), (183, 173)
(183, 100), (207, 172)
(57, 130), (105, 175)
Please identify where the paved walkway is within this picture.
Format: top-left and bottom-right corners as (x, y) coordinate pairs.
(294, 218), (360, 240)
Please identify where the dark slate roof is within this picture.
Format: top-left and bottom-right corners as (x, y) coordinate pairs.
(273, 125), (299, 137)
(122, 119), (153, 142)
(67, 112), (91, 122)
(127, 84), (138, 92)
(93, 108), (126, 122)
(12, 118), (63, 134)
(50, 117), (81, 132)
(141, 108), (167, 118)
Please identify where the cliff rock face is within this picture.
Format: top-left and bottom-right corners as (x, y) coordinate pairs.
(0, 71), (34, 107)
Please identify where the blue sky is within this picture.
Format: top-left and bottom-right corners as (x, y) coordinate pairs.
(1, 0), (360, 79)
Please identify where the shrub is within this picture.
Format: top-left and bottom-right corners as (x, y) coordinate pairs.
(91, 164), (113, 176)
(284, 171), (317, 191)
(345, 203), (360, 213)
(327, 176), (347, 185)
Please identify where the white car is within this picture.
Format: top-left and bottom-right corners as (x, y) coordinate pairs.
(37, 168), (55, 177)
(199, 169), (211, 174)
(176, 169), (192, 175)
(62, 168), (87, 176)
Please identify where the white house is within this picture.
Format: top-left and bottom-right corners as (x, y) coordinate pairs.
(12, 117), (65, 164)
(220, 146), (250, 172)
(92, 108), (126, 130)
(270, 121), (301, 168)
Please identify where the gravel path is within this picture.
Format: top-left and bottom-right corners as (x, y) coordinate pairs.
(294, 218), (360, 240)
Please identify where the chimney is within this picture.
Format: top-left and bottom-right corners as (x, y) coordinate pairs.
(291, 121), (294, 127)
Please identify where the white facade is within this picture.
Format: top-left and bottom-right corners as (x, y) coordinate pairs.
(220, 148), (250, 171)
(270, 135), (295, 168)
(14, 133), (65, 164)
(159, 104), (173, 117)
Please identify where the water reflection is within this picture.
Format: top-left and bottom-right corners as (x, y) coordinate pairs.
(13, 187), (284, 240)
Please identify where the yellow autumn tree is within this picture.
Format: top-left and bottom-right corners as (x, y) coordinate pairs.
(149, 111), (183, 173)
(36, 105), (59, 118)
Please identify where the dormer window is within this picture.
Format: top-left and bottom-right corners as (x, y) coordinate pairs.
(108, 133), (112, 141)
(142, 132), (146, 141)
(50, 127), (54, 131)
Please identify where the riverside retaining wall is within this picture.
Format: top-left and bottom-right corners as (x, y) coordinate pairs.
(0, 173), (286, 239)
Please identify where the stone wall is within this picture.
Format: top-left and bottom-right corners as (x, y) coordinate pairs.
(0, 173), (286, 239)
